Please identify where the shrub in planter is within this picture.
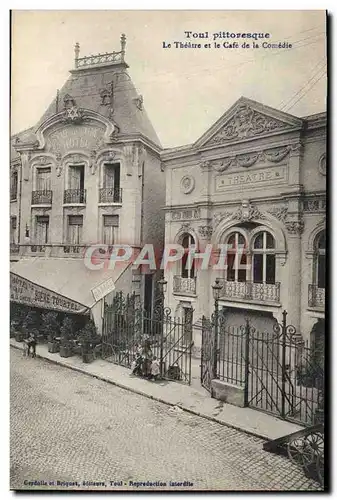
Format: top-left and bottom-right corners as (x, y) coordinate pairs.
(59, 317), (75, 358)
(14, 330), (25, 343)
(42, 311), (60, 353)
(79, 320), (97, 363)
(10, 319), (20, 339)
(22, 311), (40, 339)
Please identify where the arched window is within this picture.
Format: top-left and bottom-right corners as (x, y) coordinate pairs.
(226, 232), (247, 282)
(315, 231), (325, 289)
(252, 231), (276, 284)
(181, 234), (195, 279)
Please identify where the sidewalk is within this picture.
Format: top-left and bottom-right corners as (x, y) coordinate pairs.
(10, 339), (304, 441)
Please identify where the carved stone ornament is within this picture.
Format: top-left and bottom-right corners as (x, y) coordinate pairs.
(134, 95), (143, 110)
(319, 153), (326, 176)
(62, 106), (86, 124)
(302, 197), (326, 213)
(32, 155), (49, 166)
(109, 126), (120, 142)
(100, 86), (112, 106)
(232, 200), (265, 222)
(66, 153), (83, 164)
(198, 225), (213, 239)
(208, 104), (291, 145)
(267, 204), (289, 223)
(180, 175), (195, 194)
(89, 150), (98, 175)
(180, 222), (191, 232)
(235, 153), (260, 168)
(199, 160), (212, 170)
(202, 146), (291, 172)
(213, 212), (232, 227)
(172, 208), (200, 221)
(212, 157), (233, 172)
(63, 94), (76, 109)
(55, 153), (62, 177)
(285, 220), (304, 235)
(263, 146), (290, 163)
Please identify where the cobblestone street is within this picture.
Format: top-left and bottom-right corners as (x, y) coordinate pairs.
(10, 348), (321, 491)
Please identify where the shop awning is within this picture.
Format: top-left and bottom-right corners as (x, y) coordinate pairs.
(10, 257), (130, 315)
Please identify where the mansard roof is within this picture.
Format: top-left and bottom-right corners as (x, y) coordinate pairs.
(10, 36), (161, 161)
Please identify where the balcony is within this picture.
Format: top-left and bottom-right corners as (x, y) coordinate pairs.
(31, 190), (53, 205)
(64, 189), (86, 204)
(63, 245), (86, 255)
(308, 284), (325, 310)
(218, 280), (281, 304)
(173, 276), (197, 296)
(99, 187), (122, 204)
(30, 245), (46, 253)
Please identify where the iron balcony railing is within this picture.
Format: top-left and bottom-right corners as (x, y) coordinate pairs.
(64, 189), (86, 204)
(218, 279), (281, 303)
(30, 245), (46, 253)
(10, 243), (19, 254)
(63, 245), (86, 255)
(99, 187), (122, 203)
(32, 190), (53, 205)
(173, 275), (197, 296)
(308, 284), (325, 309)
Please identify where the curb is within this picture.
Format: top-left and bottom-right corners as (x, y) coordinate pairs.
(11, 342), (273, 442)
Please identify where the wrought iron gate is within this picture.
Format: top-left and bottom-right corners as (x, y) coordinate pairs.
(200, 316), (215, 393)
(102, 292), (193, 384)
(200, 309), (324, 426)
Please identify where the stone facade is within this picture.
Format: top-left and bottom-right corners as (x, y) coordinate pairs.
(162, 97), (326, 345)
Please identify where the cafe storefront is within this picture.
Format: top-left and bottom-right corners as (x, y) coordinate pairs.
(10, 257), (132, 337)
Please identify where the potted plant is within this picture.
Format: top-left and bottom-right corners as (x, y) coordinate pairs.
(10, 319), (20, 339)
(79, 320), (97, 363)
(59, 317), (75, 358)
(43, 311), (60, 353)
(18, 311), (38, 343)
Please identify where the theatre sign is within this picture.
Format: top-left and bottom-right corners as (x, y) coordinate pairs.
(10, 273), (89, 315)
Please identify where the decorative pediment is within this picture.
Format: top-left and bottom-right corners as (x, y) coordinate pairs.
(195, 97), (303, 148)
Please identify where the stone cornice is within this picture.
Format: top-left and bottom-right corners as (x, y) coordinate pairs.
(161, 137), (303, 166)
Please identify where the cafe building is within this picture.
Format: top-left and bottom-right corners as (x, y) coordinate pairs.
(161, 97), (326, 353)
(10, 35), (165, 331)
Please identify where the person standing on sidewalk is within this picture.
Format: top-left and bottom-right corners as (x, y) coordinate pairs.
(27, 332), (37, 358)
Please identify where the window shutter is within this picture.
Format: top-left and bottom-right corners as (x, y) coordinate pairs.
(103, 215), (119, 227)
(36, 216), (49, 224)
(68, 215), (83, 225)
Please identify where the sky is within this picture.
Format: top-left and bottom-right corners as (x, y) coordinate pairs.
(11, 10), (327, 148)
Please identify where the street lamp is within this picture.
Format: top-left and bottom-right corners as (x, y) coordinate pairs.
(158, 278), (168, 295)
(212, 277), (222, 301)
(157, 277), (168, 378)
(212, 278), (222, 380)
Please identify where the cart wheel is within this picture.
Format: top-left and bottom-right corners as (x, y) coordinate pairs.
(287, 437), (315, 470)
(304, 432), (324, 456)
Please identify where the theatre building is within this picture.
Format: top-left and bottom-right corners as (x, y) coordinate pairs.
(162, 97), (326, 352)
(10, 36), (164, 331)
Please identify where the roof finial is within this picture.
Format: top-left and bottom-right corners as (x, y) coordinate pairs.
(120, 34), (126, 62)
(74, 42), (80, 67)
